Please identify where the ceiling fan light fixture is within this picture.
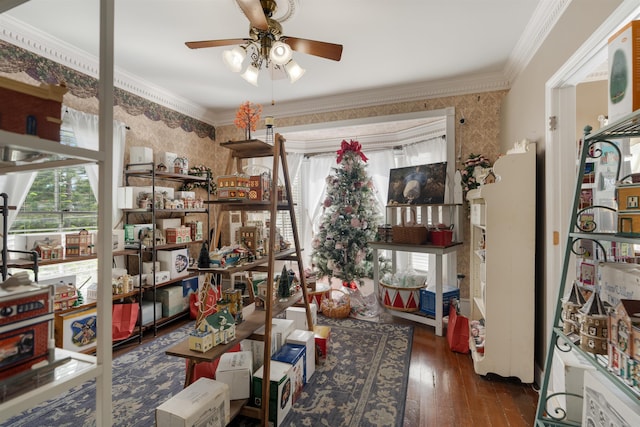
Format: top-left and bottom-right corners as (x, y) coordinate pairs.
(241, 63), (260, 86)
(285, 60), (306, 83)
(222, 46), (246, 72)
(269, 41), (293, 65)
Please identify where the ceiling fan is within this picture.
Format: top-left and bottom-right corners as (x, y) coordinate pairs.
(185, 0), (343, 85)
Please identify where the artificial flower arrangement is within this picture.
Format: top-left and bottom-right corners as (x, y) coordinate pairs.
(179, 164), (217, 194)
(234, 101), (262, 140)
(460, 153), (492, 198)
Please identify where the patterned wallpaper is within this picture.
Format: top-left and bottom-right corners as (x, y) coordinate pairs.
(1, 38), (508, 298)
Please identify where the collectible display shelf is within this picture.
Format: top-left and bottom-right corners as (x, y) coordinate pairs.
(535, 110), (640, 426)
(123, 162), (211, 336)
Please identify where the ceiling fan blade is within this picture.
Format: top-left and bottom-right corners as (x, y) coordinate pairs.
(236, 0), (269, 31)
(284, 37), (343, 61)
(185, 38), (248, 49)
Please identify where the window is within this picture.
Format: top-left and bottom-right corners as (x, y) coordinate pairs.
(9, 124), (98, 285)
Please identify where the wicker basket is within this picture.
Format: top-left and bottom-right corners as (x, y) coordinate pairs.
(321, 288), (351, 318)
(392, 209), (428, 244)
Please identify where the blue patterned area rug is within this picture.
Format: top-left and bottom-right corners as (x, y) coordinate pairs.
(1, 316), (412, 427)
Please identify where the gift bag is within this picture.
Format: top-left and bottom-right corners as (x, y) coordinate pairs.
(446, 301), (469, 353)
(189, 286), (217, 320)
(112, 303), (139, 341)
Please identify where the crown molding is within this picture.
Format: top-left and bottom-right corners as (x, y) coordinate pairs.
(212, 72), (510, 125)
(503, 0), (570, 84)
(0, 15), (216, 125)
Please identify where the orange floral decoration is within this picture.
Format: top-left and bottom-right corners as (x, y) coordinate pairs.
(234, 101), (262, 138)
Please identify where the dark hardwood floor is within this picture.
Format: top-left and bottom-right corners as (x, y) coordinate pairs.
(117, 315), (539, 427)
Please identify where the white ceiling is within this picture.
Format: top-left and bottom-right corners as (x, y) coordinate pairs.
(0, 0), (557, 128)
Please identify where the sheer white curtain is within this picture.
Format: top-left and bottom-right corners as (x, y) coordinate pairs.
(0, 173), (37, 233)
(62, 107), (126, 226)
(401, 136), (447, 166)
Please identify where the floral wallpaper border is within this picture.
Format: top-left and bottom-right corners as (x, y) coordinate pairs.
(0, 40), (216, 140)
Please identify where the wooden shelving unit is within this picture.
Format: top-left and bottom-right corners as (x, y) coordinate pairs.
(168, 134), (313, 427)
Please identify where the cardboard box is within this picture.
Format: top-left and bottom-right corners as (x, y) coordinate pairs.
(143, 261), (161, 274)
(314, 325), (331, 361)
(272, 343), (306, 403)
(140, 300), (162, 326)
(608, 20), (640, 121)
(175, 191), (196, 200)
(157, 248), (189, 279)
(117, 187), (134, 209)
(54, 306), (97, 352)
(286, 329), (316, 381)
(156, 151), (178, 170)
(243, 319), (296, 372)
(252, 361), (292, 427)
(157, 218), (182, 230)
(285, 304), (317, 330)
(129, 146), (153, 170)
(155, 285), (186, 317)
(156, 377), (230, 427)
(143, 271), (171, 286)
(215, 351), (253, 400)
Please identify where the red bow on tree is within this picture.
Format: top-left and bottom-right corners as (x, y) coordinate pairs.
(336, 139), (368, 163)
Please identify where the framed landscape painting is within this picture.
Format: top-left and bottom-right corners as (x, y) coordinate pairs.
(387, 162), (447, 205)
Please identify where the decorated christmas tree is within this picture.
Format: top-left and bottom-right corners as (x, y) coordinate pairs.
(311, 140), (390, 288)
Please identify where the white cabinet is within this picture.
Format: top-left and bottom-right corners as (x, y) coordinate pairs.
(466, 141), (535, 382)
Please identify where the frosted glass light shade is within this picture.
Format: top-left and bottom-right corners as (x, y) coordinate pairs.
(241, 64), (260, 86)
(222, 46), (246, 73)
(269, 41), (292, 65)
(285, 60), (306, 83)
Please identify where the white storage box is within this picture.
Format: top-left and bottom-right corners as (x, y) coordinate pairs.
(156, 377), (230, 427)
(143, 261), (160, 274)
(157, 248), (189, 279)
(286, 329), (316, 380)
(243, 318), (295, 372)
(157, 218), (182, 230)
(215, 351), (253, 400)
(141, 300), (162, 326)
(129, 146), (153, 170)
(143, 270), (171, 286)
(155, 285), (186, 317)
(252, 361), (292, 427)
(117, 187), (134, 209)
(175, 191), (196, 200)
(156, 151), (177, 169)
(285, 303), (317, 330)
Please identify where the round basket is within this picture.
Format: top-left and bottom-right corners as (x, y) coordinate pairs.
(321, 288), (351, 318)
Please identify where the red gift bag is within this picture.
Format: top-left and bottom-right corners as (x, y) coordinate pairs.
(112, 303), (139, 341)
(446, 301), (469, 353)
(189, 286), (218, 320)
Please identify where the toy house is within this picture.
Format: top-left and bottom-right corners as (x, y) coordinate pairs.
(616, 183), (640, 236)
(248, 173), (270, 201)
(609, 299), (640, 358)
(577, 291), (609, 354)
(562, 281), (587, 335)
(0, 76), (67, 142)
(65, 229), (91, 257)
(206, 308), (236, 345)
